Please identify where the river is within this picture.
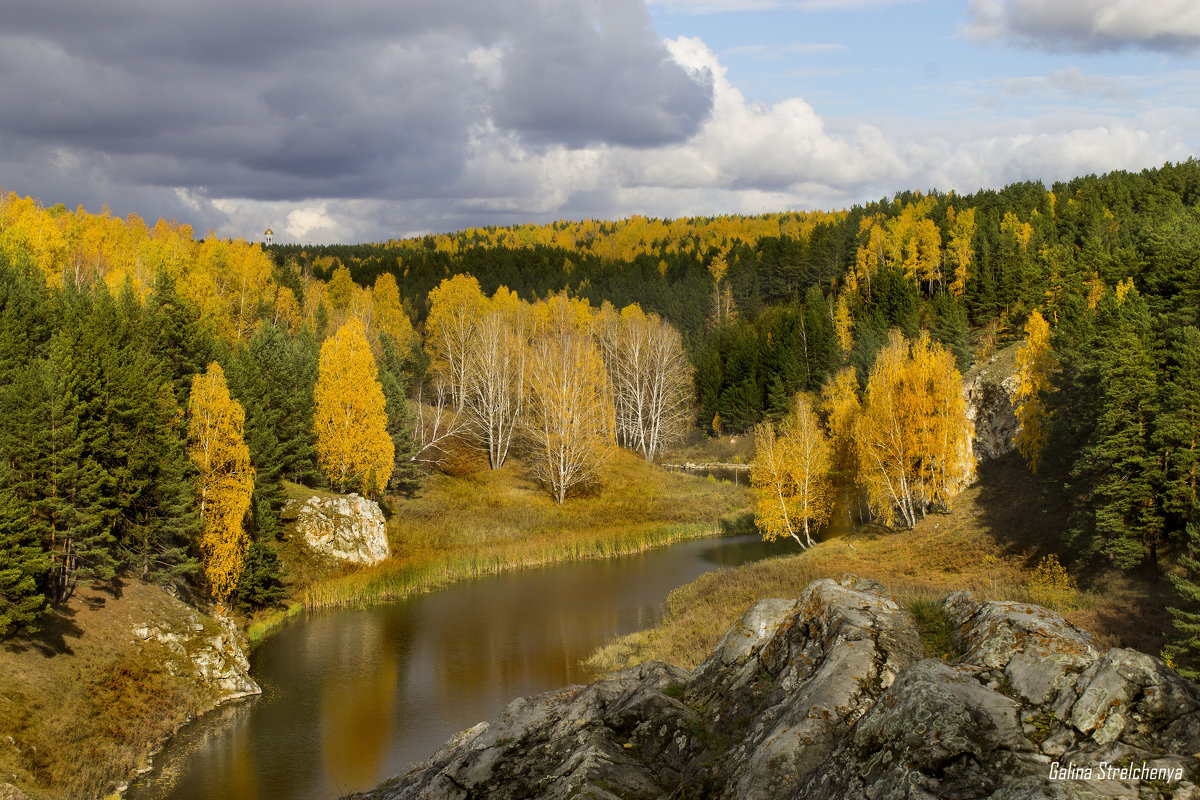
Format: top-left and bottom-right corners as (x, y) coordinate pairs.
(126, 532), (806, 800)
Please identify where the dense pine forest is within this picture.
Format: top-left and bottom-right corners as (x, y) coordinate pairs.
(2, 160), (1200, 671)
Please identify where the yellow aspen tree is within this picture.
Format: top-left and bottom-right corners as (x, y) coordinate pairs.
(425, 274), (488, 408)
(946, 206), (976, 298)
(1014, 309), (1055, 473)
(314, 319), (394, 496)
(187, 363), (254, 606)
(833, 295), (854, 360)
(525, 324), (614, 504)
(372, 272), (415, 354)
(751, 393), (833, 547)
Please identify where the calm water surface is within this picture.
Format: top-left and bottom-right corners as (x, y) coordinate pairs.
(126, 533), (806, 800)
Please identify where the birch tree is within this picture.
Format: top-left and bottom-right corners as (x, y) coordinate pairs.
(598, 303), (691, 462)
(426, 274), (487, 408)
(464, 288), (528, 469)
(313, 319), (394, 496)
(854, 330), (973, 528)
(1014, 309), (1054, 472)
(187, 362), (254, 605)
(525, 296), (614, 503)
(751, 393), (832, 547)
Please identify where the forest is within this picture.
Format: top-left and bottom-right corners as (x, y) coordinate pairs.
(1, 159), (1199, 672)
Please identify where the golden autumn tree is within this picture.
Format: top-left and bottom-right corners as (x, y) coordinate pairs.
(946, 206), (976, 298)
(314, 319), (394, 496)
(372, 272), (416, 354)
(1013, 309), (1055, 472)
(751, 393), (833, 548)
(832, 295), (854, 360)
(855, 331), (973, 528)
(525, 295), (615, 503)
(187, 363), (254, 605)
(463, 287), (529, 469)
(426, 274), (488, 408)
(820, 366), (861, 482)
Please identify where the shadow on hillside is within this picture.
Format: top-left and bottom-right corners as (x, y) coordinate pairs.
(970, 450), (1176, 655)
(971, 450), (1069, 563)
(5, 605), (83, 657)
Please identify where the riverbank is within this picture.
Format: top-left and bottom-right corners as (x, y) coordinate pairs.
(0, 581), (249, 800)
(587, 452), (1178, 673)
(1, 450), (751, 800)
(247, 449), (753, 643)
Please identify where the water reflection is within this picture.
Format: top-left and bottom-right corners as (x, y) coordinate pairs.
(127, 534), (805, 800)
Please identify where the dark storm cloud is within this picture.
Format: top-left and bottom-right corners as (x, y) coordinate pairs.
(0, 0), (712, 216)
(492, 0), (713, 147)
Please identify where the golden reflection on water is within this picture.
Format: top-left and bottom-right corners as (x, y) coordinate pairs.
(321, 650), (398, 789)
(128, 532), (821, 800)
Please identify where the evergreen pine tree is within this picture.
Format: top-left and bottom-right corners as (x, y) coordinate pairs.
(1081, 291), (1164, 570)
(377, 332), (421, 495)
(1167, 514), (1200, 679)
(144, 271), (217, 405)
(0, 465), (49, 637)
(42, 285), (120, 600)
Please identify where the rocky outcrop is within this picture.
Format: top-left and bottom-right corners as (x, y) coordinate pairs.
(283, 492), (389, 565)
(964, 341), (1023, 464)
(0, 783), (32, 800)
(132, 610), (260, 705)
(358, 577), (1200, 800)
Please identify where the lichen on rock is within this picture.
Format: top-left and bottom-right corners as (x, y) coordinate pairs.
(282, 491), (389, 565)
(131, 606), (259, 707)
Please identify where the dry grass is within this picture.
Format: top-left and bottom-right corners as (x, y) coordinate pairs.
(0, 580), (215, 800)
(661, 429), (756, 466)
(586, 452), (1172, 673)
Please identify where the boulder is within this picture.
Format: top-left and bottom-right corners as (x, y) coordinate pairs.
(284, 492), (389, 565)
(690, 577), (923, 800)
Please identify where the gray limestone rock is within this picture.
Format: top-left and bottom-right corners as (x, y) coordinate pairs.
(284, 492), (389, 565)
(963, 340), (1023, 465)
(356, 577), (1200, 800)
(132, 612), (260, 705)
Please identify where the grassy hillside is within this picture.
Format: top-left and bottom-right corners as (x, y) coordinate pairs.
(0, 581), (227, 800)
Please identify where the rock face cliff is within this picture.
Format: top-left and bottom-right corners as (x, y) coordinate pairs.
(283, 492), (390, 565)
(132, 609), (259, 705)
(359, 577), (1200, 800)
(964, 341), (1023, 465)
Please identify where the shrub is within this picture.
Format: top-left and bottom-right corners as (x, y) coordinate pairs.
(1027, 554), (1079, 611)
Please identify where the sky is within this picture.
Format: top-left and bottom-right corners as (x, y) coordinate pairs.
(2, 0), (1198, 244)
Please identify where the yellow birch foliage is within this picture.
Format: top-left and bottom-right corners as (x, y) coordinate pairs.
(833, 295), (854, 359)
(426, 274), (488, 407)
(751, 393), (833, 548)
(187, 363), (254, 605)
(855, 331), (973, 527)
(372, 272), (415, 354)
(314, 319), (394, 496)
(946, 206), (976, 298)
(525, 324), (615, 503)
(820, 366), (861, 481)
(1013, 310), (1055, 473)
